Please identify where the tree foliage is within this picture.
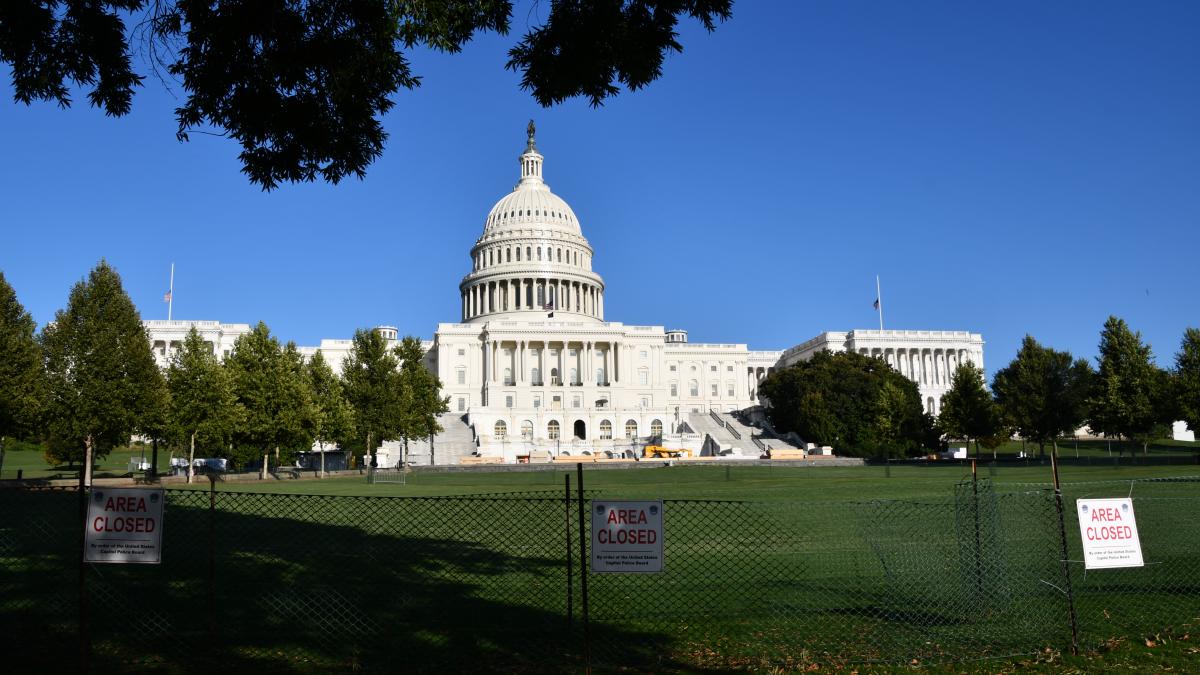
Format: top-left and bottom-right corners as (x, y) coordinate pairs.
(224, 323), (315, 473)
(759, 351), (929, 458)
(938, 363), (1004, 458)
(167, 327), (239, 480)
(1, 0), (731, 189)
(991, 335), (1093, 457)
(0, 270), (43, 444)
(306, 349), (354, 470)
(1175, 327), (1200, 438)
(1087, 316), (1169, 454)
(340, 328), (403, 464)
(395, 336), (448, 460)
(40, 261), (160, 475)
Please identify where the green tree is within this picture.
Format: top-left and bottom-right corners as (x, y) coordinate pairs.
(167, 327), (239, 483)
(225, 323), (315, 478)
(341, 329), (403, 467)
(1174, 327), (1200, 438)
(993, 336), (1094, 458)
(938, 363), (1004, 459)
(1087, 316), (1169, 456)
(0, 271), (45, 477)
(138, 367), (172, 479)
(40, 261), (160, 484)
(2, 1), (731, 189)
(306, 350), (354, 476)
(759, 351), (927, 458)
(395, 336), (448, 465)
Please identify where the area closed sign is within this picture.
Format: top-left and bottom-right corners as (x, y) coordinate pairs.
(591, 500), (663, 573)
(84, 488), (165, 564)
(1076, 498), (1143, 569)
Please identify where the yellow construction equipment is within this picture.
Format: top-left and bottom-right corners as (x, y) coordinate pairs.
(642, 445), (691, 459)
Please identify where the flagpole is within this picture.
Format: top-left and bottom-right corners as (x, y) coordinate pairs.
(876, 275), (884, 330)
(168, 263), (174, 321)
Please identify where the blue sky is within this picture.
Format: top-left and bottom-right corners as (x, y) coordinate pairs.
(1, 1), (1197, 378)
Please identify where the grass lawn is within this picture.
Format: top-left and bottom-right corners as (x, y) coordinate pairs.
(0, 442), (164, 480)
(4, 457), (1196, 672)
(183, 461), (1200, 502)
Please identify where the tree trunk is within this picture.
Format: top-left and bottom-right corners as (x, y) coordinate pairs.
(274, 446), (280, 469)
(367, 432), (373, 469)
(187, 431), (196, 484)
(1143, 440), (1148, 456)
(318, 440), (325, 478)
(150, 437), (159, 480)
(84, 434), (94, 487)
(260, 450), (269, 480)
(403, 436), (409, 467)
(973, 439), (980, 460)
(1052, 439), (1058, 459)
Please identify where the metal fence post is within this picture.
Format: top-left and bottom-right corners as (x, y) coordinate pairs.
(208, 476), (217, 651)
(78, 477), (89, 673)
(971, 460), (984, 605)
(576, 463), (592, 674)
(565, 473), (573, 632)
(1050, 451), (1081, 654)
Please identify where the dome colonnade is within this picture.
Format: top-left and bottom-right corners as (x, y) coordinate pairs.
(459, 122), (605, 322)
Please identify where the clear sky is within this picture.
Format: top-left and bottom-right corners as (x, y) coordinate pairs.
(1, 1), (1197, 378)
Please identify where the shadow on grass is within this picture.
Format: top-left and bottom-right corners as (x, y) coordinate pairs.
(0, 488), (705, 673)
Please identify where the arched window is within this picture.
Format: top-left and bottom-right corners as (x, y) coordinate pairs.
(526, 246), (531, 260)
(548, 420), (560, 440)
(599, 420), (612, 440)
(516, 248), (521, 261)
(651, 420), (663, 438)
(521, 420), (534, 440)
(550, 367), (560, 385)
(537, 247), (542, 261)
(625, 419), (638, 439)
(506, 248), (511, 262)
(557, 248), (562, 262)
(689, 380), (699, 397)
(494, 420), (507, 438)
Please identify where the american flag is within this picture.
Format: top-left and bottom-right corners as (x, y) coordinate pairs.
(873, 297), (879, 310)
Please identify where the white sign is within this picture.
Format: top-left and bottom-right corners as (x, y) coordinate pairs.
(1076, 498), (1143, 569)
(84, 488), (165, 564)
(591, 500), (663, 573)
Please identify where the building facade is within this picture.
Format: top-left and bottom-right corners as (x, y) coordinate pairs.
(144, 125), (985, 464)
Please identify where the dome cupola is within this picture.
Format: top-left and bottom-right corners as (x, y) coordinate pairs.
(459, 122), (606, 324)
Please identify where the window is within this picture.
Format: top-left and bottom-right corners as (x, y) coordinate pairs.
(728, 383), (735, 397)
(727, 365), (734, 372)
(457, 369), (466, 385)
(625, 419), (638, 439)
(638, 368), (649, 385)
(494, 421), (507, 438)
(569, 368), (578, 384)
(689, 380), (699, 397)
(641, 397), (650, 409)
(457, 397), (465, 412)
(599, 420), (612, 439)
(532, 367), (541, 384)
(711, 383), (719, 397)
(533, 395), (541, 408)
(505, 395), (513, 408)
(526, 246), (531, 260)
(670, 383), (678, 397)
(551, 367), (560, 385)
(457, 348), (465, 356)
(640, 350), (648, 358)
(504, 367), (512, 384)
(669, 364), (677, 372)
(690, 365), (698, 372)
(651, 420), (663, 437)
(506, 248), (511, 262)
(596, 368), (604, 384)
(552, 395), (561, 410)
(521, 421), (534, 440)
(710, 365), (717, 372)
(548, 420), (560, 440)
(537, 247), (542, 260)
(572, 395), (581, 408)
(516, 248), (521, 261)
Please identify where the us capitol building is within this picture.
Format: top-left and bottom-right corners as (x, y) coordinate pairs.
(145, 125), (984, 465)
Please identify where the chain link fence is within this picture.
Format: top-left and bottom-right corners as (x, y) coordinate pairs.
(1, 474), (1197, 672)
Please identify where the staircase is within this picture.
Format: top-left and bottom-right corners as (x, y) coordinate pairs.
(404, 413), (478, 466)
(689, 412), (759, 457)
(720, 411), (805, 454)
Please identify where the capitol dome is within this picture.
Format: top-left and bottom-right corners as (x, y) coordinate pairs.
(459, 123), (606, 324)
